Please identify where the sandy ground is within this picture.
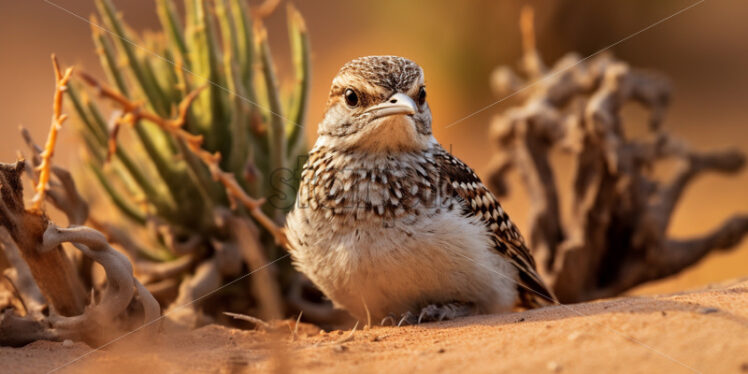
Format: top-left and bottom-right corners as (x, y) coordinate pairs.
(2, 279), (746, 374)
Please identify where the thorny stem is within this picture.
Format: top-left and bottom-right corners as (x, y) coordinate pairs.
(208, 165), (286, 247)
(31, 55), (74, 211)
(78, 71), (204, 161)
(78, 72), (289, 248)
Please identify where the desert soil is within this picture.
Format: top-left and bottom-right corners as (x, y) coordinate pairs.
(2, 279), (747, 374)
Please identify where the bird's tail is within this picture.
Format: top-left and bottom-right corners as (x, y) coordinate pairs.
(517, 271), (558, 309)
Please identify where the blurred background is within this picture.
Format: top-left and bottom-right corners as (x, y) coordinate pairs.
(0, 0), (746, 295)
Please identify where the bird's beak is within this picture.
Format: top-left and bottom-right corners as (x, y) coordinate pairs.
(365, 93), (417, 119)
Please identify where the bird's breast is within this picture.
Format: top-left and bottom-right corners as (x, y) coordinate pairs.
(294, 146), (452, 227)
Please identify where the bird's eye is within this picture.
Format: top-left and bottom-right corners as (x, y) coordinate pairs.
(344, 88), (359, 107)
(417, 86), (427, 106)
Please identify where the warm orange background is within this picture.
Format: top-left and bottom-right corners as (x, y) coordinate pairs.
(1, 0), (746, 294)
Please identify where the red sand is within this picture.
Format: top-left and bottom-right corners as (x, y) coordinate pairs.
(2, 279), (747, 374)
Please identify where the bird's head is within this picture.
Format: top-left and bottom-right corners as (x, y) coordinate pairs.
(317, 56), (433, 153)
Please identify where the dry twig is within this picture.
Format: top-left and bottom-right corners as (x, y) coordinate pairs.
(1, 57), (161, 346)
(41, 225), (160, 341)
(486, 8), (748, 302)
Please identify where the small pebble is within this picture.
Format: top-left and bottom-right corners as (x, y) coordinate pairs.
(661, 311), (667, 317)
(698, 307), (719, 314)
(333, 345), (348, 353)
(437, 348), (446, 354)
(546, 361), (562, 372)
(740, 362), (748, 372)
(567, 331), (582, 341)
(62, 339), (73, 348)
(516, 317), (525, 323)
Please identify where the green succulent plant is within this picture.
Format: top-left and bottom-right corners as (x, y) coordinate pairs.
(64, 0), (310, 319)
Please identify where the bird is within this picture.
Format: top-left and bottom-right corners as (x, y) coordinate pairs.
(285, 56), (556, 325)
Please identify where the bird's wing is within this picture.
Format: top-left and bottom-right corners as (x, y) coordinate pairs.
(434, 146), (557, 307)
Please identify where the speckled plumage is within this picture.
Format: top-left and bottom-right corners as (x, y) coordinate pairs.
(286, 56), (555, 323)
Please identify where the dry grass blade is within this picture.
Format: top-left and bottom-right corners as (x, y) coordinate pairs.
(223, 311), (270, 328)
(361, 296), (371, 329)
(291, 310), (303, 340)
(333, 321), (358, 345)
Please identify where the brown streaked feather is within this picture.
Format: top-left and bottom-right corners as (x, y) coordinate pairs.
(337, 56), (422, 92)
(434, 146), (557, 307)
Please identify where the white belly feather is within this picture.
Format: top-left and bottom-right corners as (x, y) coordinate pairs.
(286, 204), (519, 321)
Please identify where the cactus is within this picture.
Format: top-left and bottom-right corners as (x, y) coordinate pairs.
(66, 0), (310, 325)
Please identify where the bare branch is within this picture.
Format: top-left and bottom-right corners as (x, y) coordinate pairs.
(166, 259), (221, 328)
(226, 214), (283, 320)
(1, 162), (88, 316)
(41, 224), (160, 339)
(485, 8), (747, 302)
(1, 229), (46, 317)
(0, 309), (57, 347)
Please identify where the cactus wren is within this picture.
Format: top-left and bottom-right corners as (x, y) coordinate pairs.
(285, 56), (555, 324)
